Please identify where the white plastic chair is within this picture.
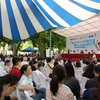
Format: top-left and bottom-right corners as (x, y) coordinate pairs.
(16, 88), (27, 100)
(16, 88), (46, 100)
(24, 91), (33, 100)
(16, 88), (22, 100)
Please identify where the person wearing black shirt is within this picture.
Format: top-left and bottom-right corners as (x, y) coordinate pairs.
(64, 63), (81, 100)
(85, 64), (100, 89)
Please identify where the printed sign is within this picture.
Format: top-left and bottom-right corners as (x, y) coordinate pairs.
(67, 31), (100, 54)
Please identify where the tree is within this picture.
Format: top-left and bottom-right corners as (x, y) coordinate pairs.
(0, 29), (66, 56)
(30, 32), (45, 57)
(30, 29), (66, 57)
(0, 37), (22, 56)
(11, 41), (22, 56)
(52, 32), (66, 50)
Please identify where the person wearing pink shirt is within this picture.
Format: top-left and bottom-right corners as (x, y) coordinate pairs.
(46, 65), (74, 100)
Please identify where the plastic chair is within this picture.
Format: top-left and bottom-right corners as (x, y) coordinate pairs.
(24, 91), (33, 100)
(16, 88), (27, 100)
(16, 87), (46, 100)
(16, 88), (22, 100)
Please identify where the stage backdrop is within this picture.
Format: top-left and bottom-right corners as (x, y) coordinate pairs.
(66, 31), (100, 54)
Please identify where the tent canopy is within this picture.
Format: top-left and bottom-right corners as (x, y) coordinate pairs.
(53, 13), (100, 37)
(21, 47), (39, 52)
(0, 0), (100, 40)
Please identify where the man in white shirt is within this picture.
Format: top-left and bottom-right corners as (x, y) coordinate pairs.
(0, 57), (5, 69)
(21, 57), (28, 67)
(31, 62), (48, 89)
(0, 66), (7, 76)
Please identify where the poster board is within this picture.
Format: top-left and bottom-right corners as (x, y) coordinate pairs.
(67, 31), (100, 54)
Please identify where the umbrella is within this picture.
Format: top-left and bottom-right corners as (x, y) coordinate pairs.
(21, 47), (39, 52)
(0, 0), (100, 40)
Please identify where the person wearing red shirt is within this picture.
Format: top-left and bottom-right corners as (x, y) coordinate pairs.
(10, 57), (21, 78)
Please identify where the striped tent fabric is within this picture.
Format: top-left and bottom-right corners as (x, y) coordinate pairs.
(0, 0), (100, 40)
(53, 13), (100, 37)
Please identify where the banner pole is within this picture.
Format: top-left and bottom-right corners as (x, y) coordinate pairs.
(49, 31), (52, 57)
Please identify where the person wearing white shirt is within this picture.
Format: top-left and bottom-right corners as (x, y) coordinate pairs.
(91, 52), (96, 61)
(0, 66), (7, 76)
(74, 61), (83, 81)
(31, 63), (48, 89)
(42, 57), (54, 79)
(21, 57), (28, 67)
(0, 58), (5, 70)
(18, 64), (46, 100)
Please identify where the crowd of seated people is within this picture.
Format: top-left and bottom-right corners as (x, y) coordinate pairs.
(0, 55), (100, 100)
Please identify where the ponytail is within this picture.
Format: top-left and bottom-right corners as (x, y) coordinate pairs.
(50, 65), (66, 96)
(50, 75), (58, 96)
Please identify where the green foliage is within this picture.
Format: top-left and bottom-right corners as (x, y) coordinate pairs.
(52, 32), (66, 50)
(30, 29), (66, 50)
(0, 29), (66, 56)
(0, 36), (11, 49)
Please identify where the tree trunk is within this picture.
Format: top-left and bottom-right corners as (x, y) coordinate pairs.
(13, 48), (17, 56)
(11, 41), (21, 56)
(38, 33), (45, 57)
(16, 41), (21, 55)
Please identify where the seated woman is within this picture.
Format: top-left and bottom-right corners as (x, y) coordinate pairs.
(82, 63), (95, 79)
(31, 62), (48, 89)
(83, 74), (100, 100)
(18, 64), (46, 100)
(64, 63), (81, 100)
(46, 65), (74, 100)
(0, 74), (18, 100)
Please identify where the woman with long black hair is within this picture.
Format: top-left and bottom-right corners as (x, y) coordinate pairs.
(83, 74), (100, 100)
(64, 63), (81, 100)
(46, 65), (74, 100)
(18, 64), (46, 100)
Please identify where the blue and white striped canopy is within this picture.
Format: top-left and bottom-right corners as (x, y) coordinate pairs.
(0, 0), (100, 40)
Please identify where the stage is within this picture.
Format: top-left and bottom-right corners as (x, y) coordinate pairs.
(61, 54), (100, 61)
